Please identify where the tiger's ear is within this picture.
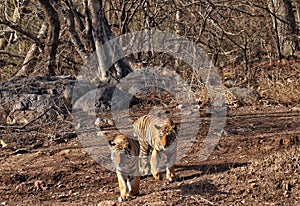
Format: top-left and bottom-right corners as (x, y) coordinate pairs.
(154, 124), (161, 130)
(108, 140), (116, 147)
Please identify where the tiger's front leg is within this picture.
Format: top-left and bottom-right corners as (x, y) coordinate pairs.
(166, 146), (177, 182)
(128, 176), (140, 196)
(139, 141), (151, 176)
(116, 172), (129, 202)
(117, 174), (140, 202)
(150, 149), (162, 181)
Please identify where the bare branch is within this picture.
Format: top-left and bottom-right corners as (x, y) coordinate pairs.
(0, 19), (44, 48)
(17, 21), (48, 76)
(0, 50), (24, 58)
(50, 0), (88, 60)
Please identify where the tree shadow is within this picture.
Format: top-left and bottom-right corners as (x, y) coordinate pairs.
(176, 161), (248, 181)
(174, 180), (223, 197)
(168, 162), (247, 197)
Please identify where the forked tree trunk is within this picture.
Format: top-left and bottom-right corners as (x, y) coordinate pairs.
(88, 0), (132, 83)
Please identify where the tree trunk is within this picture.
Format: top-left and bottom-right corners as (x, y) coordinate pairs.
(269, 0), (299, 58)
(293, 0), (300, 43)
(88, 0), (132, 83)
(38, 0), (60, 76)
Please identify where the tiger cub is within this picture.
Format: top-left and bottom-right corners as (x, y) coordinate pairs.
(133, 115), (178, 182)
(108, 135), (140, 202)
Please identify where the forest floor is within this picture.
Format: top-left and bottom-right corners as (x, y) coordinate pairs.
(1, 103), (300, 206)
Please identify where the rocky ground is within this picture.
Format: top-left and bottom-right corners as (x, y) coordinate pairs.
(0, 103), (299, 206)
(0, 75), (300, 205)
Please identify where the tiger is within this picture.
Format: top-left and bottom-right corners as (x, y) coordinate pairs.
(133, 115), (178, 182)
(108, 135), (140, 202)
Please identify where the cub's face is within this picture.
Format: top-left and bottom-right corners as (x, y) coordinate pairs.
(108, 135), (131, 167)
(155, 119), (177, 149)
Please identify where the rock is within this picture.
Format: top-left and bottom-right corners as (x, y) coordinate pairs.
(34, 180), (48, 191)
(52, 132), (77, 143)
(0, 140), (8, 148)
(224, 79), (236, 87)
(291, 107), (300, 112)
(97, 200), (116, 206)
(0, 76), (74, 125)
(95, 86), (140, 113)
(57, 194), (69, 199)
(229, 87), (260, 105)
(247, 179), (257, 183)
(97, 131), (108, 137)
(95, 118), (115, 128)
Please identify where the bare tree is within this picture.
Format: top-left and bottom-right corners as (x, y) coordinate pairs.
(294, 0), (300, 24)
(39, 0), (60, 76)
(1, 0), (300, 83)
(16, 22), (47, 76)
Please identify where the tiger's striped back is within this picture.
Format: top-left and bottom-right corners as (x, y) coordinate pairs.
(133, 115), (177, 181)
(133, 115), (177, 152)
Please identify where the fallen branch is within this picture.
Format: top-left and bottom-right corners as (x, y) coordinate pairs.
(20, 106), (54, 129)
(0, 106), (54, 131)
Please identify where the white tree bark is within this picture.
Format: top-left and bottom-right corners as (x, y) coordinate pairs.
(88, 0), (111, 81)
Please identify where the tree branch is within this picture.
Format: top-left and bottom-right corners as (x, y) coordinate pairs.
(0, 19), (44, 48)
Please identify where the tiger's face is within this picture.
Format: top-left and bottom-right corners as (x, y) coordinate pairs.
(108, 135), (132, 168)
(154, 119), (177, 150)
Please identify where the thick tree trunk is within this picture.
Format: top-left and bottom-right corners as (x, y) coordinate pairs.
(38, 0), (60, 76)
(88, 0), (132, 83)
(293, 0), (300, 37)
(269, 0), (299, 58)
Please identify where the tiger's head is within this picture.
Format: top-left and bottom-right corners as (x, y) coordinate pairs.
(108, 135), (132, 168)
(154, 118), (177, 151)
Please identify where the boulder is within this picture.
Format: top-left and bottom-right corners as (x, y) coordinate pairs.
(229, 87), (260, 105)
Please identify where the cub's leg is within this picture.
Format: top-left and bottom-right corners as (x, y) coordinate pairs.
(116, 172), (129, 202)
(166, 165), (176, 182)
(150, 149), (162, 180)
(128, 176), (140, 196)
(166, 147), (177, 182)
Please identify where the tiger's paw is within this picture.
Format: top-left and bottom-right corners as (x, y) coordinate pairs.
(118, 192), (139, 202)
(166, 175), (178, 183)
(153, 172), (163, 181)
(118, 195), (132, 202)
(166, 167), (176, 182)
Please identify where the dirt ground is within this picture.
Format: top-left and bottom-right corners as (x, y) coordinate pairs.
(1, 104), (300, 206)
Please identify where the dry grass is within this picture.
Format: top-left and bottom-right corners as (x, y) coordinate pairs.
(257, 60), (300, 105)
(221, 59), (300, 106)
(258, 78), (300, 105)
